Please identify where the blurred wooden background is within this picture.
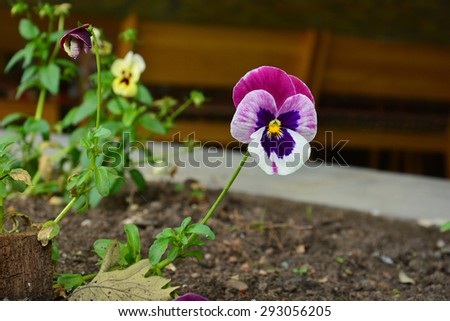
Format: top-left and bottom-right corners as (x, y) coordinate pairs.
(0, 1), (449, 177)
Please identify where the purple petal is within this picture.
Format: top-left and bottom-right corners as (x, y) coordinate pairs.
(230, 90), (277, 143)
(289, 75), (315, 104)
(277, 110), (301, 131)
(248, 128), (310, 175)
(174, 293), (208, 301)
(233, 66), (296, 109)
(278, 94), (317, 142)
(60, 24), (92, 59)
(260, 127), (296, 159)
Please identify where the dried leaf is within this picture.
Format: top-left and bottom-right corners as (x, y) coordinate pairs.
(38, 154), (55, 182)
(38, 221), (60, 246)
(69, 260), (177, 301)
(8, 168), (32, 185)
(398, 271), (415, 284)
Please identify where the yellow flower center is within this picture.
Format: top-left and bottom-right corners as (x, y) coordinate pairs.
(267, 119), (283, 138)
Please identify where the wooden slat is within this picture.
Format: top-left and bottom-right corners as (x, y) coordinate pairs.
(320, 35), (450, 102)
(133, 20), (317, 88)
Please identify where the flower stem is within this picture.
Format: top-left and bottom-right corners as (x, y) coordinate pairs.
(91, 29), (102, 130)
(34, 87), (47, 121)
(0, 196), (4, 233)
(167, 98), (193, 123)
(53, 196), (78, 224)
(200, 150), (249, 225)
(154, 150), (250, 271)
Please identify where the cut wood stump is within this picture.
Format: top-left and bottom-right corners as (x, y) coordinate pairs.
(0, 231), (53, 300)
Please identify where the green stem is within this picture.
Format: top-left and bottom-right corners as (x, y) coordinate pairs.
(82, 273), (97, 282)
(0, 196), (4, 233)
(91, 29), (102, 130)
(167, 98), (193, 123)
(200, 151), (249, 225)
(154, 150), (250, 271)
(48, 15), (65, 62)
(53, 197), (78, 224)
(34, 87), (47, 121)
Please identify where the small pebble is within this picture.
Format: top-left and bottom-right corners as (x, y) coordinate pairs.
(80, 219), (92, 227)
(379, 255), (394, 265)
(280, 261), (289, 270)
(225, 279), (248, 291)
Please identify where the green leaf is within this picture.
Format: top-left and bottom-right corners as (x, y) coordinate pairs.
(139, 114), (167, 135)
(136, 84), (153, 105)
(156, 228), (176, 239)
(89, 187), (103, 208)
(57, 274), (85, 291)
(22, 42), (36, 68)
(39, 63), (60, 95)
(122, 108), (139, 128)
(166, 247), (180, 263)
(181, 250), (203, 262)
(0, 113), (27, 127)
(186, 223), (215, 240)
(124, 224), (141, 263)
(19, 18), (40, 40)
(21, 65), (37, 84)
(129, 168), (146, 192)
(190, 90), (205, 107)
(69, 260), (176, 301)
(107, 97), (129, 115)
(148, 238), (169, 266)
(23, 118), (50, 135)
(440, 221), (450, 233)
(5, 49), (25, 72)
(93, 239), (113, 260)
(72, 91), (97, 125)
(94, 166), (110, 197)
(93, 127), (111, 139)
(178, 217), (192, 234)
(0, 181), (6, 198)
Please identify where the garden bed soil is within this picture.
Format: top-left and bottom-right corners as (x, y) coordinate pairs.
(9, 180), (450, 300)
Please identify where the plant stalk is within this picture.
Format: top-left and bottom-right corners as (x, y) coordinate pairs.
(34, 87), (47, 121)
(53, 196), (78, 224)
(91, 29), (102, 130)
(154, 150), (250, 271)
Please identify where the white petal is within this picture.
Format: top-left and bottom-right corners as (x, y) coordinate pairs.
(248, 128), (310, 175)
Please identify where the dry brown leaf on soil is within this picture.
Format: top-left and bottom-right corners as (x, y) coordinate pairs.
(69, 259), (177, 301)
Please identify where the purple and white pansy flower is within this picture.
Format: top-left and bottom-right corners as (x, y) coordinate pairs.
(231, 66), (317, 175)
(60, 24), (92, 59)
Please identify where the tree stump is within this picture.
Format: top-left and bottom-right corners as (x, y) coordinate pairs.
(0, 231), (53, 300)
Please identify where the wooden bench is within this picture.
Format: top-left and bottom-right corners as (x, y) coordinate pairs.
(118, 16), (450, 176)
(118, 14), (318, 144)
(310, 32), (450, 176)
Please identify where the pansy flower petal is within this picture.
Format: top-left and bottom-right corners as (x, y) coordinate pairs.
(60, 24), (92, 59)
(248, 128), (310, 175)
(231, 90), (277, 143)
(278, 94), (317, 142)
(289, 75), (315, 104)
(233, 66), (295, 108)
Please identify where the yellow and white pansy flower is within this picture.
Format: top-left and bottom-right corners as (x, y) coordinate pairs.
(111, 51), (146, 97)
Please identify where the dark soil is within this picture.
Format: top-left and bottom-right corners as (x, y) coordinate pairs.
(9, 180), (450, 300)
